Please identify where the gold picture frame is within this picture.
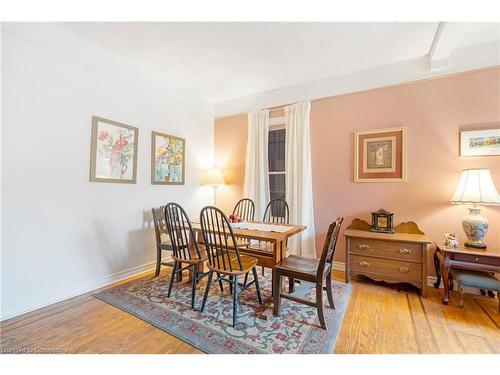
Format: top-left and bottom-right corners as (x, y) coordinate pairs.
(90, 116), (139, 184)
(354, 127), (407, 183)
(151, 131), (186, 185)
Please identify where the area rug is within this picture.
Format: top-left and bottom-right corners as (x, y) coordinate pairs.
(94, 270), (352, 354)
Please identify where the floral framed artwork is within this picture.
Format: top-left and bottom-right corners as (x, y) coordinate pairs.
(354, 127), (407, 182)
(89, 116), (138, 183)
(460, 128), (500, 157)
(151, 131), (185, 185)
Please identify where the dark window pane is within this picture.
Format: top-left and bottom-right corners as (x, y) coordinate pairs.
(269, 174), (285, 202)
(268, 129), (285, 172)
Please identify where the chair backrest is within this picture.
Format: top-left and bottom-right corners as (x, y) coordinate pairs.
(262, 199), (289, 224)
(152, 206), (168, 246)
(317, 217), (344, 278)
(164, 202), (200, 260)
(200, 206), (244, 272)
(232, 198), (255, 221)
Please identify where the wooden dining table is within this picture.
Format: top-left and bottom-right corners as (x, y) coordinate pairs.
(189, 220), (306, 294)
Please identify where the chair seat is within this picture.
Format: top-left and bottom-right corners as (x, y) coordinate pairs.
(172, 254), (208, 265)
(450, 269), (500, 290)
(275, 255), (330, 280)
(275, 254), (320, 276)
(209, 254), (258, 275)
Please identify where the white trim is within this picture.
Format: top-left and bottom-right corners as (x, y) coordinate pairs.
(269, 116), (286, 127)
(214, 43), (500, 117)
(0, 260), (158, 321)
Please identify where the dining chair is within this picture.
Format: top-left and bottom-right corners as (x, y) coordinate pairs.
(164, 203), (208, 309)
(152, 206), (179, 281)
(248, 198), (290, 278)
(262, 198), (289, 224)
(273, 217), (344, 330)
(199, 206), (263, 327)
(232, 198), (255, 221)
(232, 198), (256, 248)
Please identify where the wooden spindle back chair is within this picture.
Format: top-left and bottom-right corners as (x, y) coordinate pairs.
(152, 206), (177, 279)
(273, 217), (344, 329)
(164, 202), (207, 309)
(262, 198), (289, 225)
(232, 198), (255, 221)
(199, 206), (262, 327)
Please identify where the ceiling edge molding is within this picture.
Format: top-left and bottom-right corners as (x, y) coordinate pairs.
(214, 41), (500, 118)
(1, 23), (215, 118)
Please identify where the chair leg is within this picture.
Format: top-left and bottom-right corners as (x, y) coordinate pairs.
(243, 272), (249, 287)
(262, 266), (265, 276)
(232, 275), (239, 327)
(167, 261), (178, 298)
(458, 283), (465, 308)
(229, 276), (233, 295)
(216, 272), (224, 292)
(288, 277), (295, 293)
(191, 265), (197, 309)
(273, 271), (282, 316)
(316, 282), (326, 329)
(326, 275), (335, 309)
(201, 270), (213, 312)
(155, 248), (161, 277)
(252, 267), (263, 304)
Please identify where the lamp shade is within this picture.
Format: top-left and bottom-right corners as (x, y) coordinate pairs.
(450, 169), (500, 205)
(201, 168), (225, 186)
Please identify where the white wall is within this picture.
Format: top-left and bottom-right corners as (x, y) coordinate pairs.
(1, 26), (214, 320)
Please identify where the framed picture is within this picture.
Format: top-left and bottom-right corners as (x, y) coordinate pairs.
(460, 128), (500, 157)
(151, 131), (185, 185)
(90, 116), (138, 183)
(354, 127), (407, 182)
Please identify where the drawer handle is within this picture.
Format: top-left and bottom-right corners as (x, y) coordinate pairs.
(399, 266), (410, 273)
(358, 244), (370, 250)
(358, 261), (369, 267)
(474, 258), (479, 262)
(399, 248), (411, 255)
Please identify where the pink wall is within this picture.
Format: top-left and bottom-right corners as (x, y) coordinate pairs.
(215, 67), (500, 274)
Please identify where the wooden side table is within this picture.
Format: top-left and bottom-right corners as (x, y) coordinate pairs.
(344, 218), (432, 297)
(434, 244), (500, 304)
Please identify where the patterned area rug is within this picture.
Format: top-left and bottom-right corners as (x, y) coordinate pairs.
(94, 270), (352, 354)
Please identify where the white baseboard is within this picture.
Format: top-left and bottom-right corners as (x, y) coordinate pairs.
(0, 260), (158, 322)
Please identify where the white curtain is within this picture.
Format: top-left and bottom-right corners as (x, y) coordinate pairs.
(243, 110), (270, 219)
(284, 101), (316, 257)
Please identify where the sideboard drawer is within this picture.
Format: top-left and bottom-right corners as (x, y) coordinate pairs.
(350, 255), (422, 282)
(453, 253), (500, 266)
(350, 238), (422, 262)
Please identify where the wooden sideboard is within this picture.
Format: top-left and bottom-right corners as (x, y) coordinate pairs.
(343, 219), (432, 297)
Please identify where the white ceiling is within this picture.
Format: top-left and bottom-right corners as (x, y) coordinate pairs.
(58, 22), (500, 114)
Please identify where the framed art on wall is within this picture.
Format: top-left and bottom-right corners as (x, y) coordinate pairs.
(90, 116), (139, 183)
(354, 127), (407, 182)
(460, 128), (500, 157)
(151, 131), (185, 185)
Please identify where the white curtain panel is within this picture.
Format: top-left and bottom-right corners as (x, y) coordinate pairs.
(243, 109), (270, 219)
(284, 101), (316, 257)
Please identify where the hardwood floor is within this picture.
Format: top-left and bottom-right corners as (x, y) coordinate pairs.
(1, 270), (498, 354)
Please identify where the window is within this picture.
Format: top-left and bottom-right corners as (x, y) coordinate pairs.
(268, 120), (286, 203)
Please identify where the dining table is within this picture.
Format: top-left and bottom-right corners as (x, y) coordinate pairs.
(189, 220), (307, 296)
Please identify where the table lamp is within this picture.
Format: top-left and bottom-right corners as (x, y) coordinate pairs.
(450, 168), (500, 248)
(201, 168), (225, 206)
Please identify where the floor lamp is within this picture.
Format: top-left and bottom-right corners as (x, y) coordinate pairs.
(202, 168), (225, 206)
